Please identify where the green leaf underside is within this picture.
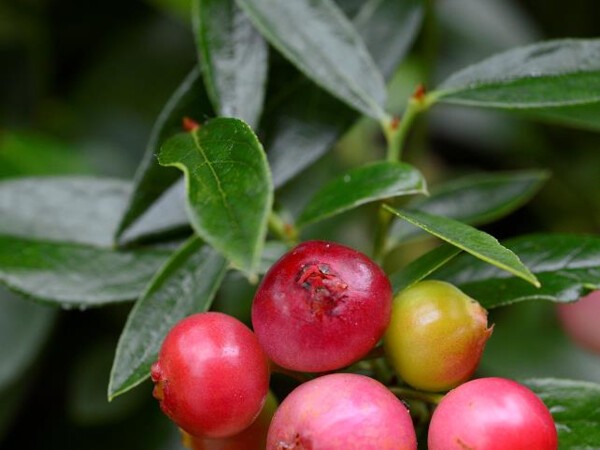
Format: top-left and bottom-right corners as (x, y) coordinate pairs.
(0, 235), (172, 307)
(298, 161), (427, 227)
(237, 0), (387, 119)
(194, 0), (267, 128)
(524, 378), (600, 449)
(0, 177), (130, 247)
(266, 0), (423, 188)
(435, 233), (600, 309)
(115, 68), (212, 241)
(108, 238), (227, 399)
(352, 0), (423, 80)
(389, 170), (550, 245)
(384, 206), (540, 287)
(158, 118), (273, 275)
(0, 289), (57, 390)
(436, 39), (600, 109)
(390, 244), (462, 294)
(520, 102), (600, 132)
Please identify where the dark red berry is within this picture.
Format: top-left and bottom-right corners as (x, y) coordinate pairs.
(252, 240), (392, 372)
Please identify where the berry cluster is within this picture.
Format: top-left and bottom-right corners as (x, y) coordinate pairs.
(151, 240), (558, 449)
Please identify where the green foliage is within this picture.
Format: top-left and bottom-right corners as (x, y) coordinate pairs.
(436, 233), (600, 308)
(525, 378), (600, 448)
(237, 0), (387, 119)
(385, 206), (540, 287)
(298, 162), (427, 227)
(2, 0), (600, 447)
(388, 170), (550, 245)
(435, 39), (600, 110)
(158, 118), (273, 276)
(109, 238), (227, 399)
(193, 0), (267, 127)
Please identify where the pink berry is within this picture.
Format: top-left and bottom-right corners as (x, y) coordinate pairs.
(252, 240), (392, 372)
(151, 312), (270, 438)
(267, 373), (417, 450)
(428, 377), (558, 450)
(557, 290), (600, 354)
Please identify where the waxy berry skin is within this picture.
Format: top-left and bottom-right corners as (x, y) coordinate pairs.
(428, 377), (558, 450)
(384, 280), (492, 392)
(151, 312), (270, 438)
(266, 373), (417, 450)
(251, 240), (392, 372)
(557, 290), (600, 354)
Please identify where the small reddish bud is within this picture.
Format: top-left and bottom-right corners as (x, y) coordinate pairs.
(413, 83), (426, 102)
(182, 116), (200, 132)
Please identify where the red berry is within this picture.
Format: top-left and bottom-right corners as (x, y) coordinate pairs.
(428, 377), (558, 450)
(267, 373), (417, 450)
(557, 290), (600, 354)
(252, 240), (392, 372)
(151, 312), (270, 438)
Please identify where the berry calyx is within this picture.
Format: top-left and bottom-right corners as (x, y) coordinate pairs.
(267, 373), (417, 450)
(384, 280), (492, 392)
(428, 377), (558, 450)
(151, 312), (270, 438)
(251, 240), (392, 372)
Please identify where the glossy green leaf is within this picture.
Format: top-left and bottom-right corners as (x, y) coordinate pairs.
(237, 0), (387, 119)
(265, 0), (423, 188)
(388, 170), (550, 245)
(524, 378), (600, 449)
(435, 233), (600, 309)
(109, 238), (226, 400)
(390, 244), (462, 294)
(435, 39), (600, 109)
(298, 161), (427, 227)
(0, 236), (172, 307)
(384, 206), (540, 287)
(115, 68), (212, 241)
(0, 177), (130, 247)
(158, 118), (273, 275)
(193, 0), (267, 128)
(0, 288), (56, 391)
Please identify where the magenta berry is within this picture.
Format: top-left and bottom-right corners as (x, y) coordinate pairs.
(251, 240), (392, 372)
(557, 290), (600, 354)
(151, 312), (270, 438)
(428, 377), (558, 450)
(267, 373), (417, 450)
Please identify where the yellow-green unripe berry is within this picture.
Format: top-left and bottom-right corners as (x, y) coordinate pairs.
(384, 280), (493, 392)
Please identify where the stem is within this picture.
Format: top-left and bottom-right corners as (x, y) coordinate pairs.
(389, 386), (444, 405)
(383, 84), (433, 163)
(372, 206), (393, 263)
(374, 86), (437, 261)
(268, 211), (299, 247)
